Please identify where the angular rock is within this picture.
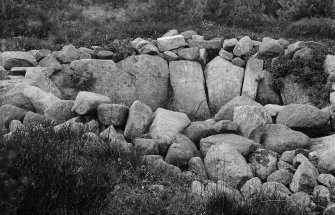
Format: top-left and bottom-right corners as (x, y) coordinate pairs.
(124, 100), (153, 142)
(134, 138), (159, 155)
(2, 51), (37, 70)
(142, 155), (181, 175)
(198, 48), (207, 65)
(219, 49), (234, 61)
(53, 116), (84, 133)
(44, 100), (75, 125)
(72, 91), (110, 115)
(85, 119), (99, 133)
(204, 57), (244, 115)
(39, 54), (62, 72)
(278, 160), (295, 172)
(212, 120), (238, 134)
(222, 38), (238, 52)
(149, 108), (191, 145)
(242, 58), (264, 100)
(157, 35), (187, 52)
(256, 70), (282, 105)
(261, 124), (310, 154)
(165, 134), (197, 167)
(80, 52), (91, 59)
(233, 105), (272, 143)
(204, 145), (253, 188)
(0, 104), (27, 133)
(178, 47), (199, 60)
(267, 169), (293, 186)
(183, 120), (216, 145)
(214, 95), (262, 121)
(249, 149), (278, 181)
(100, 125), (117, 141)
(200, 133), (259, 157)
(233, 36), (253, 57)
(97, 103), (129, 127)
(1, 82), (35, 111)
(169, 60), (210, 120)
(188, 39), (222, 51)
(56, 44), (80, 63)
(30, 49), (52, 62)
(192, 35), (204, 40)
(188, 157), (207, 179)
(281, 73), (311, 105)
(281, 150), (296, 164)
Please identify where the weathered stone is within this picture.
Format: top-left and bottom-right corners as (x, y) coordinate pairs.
(212, 120), (238, 133)
(142, 155), (181, 175)
(200, 133), (259, 157)
(178, 47), (199, 60)
(109, 133), (133, 153)
(198, 48), (207, 65)
(324, 55), (335, 75)
(288, 192), (311, 209)
(183, 120), (216, 145)
(165, 134), (197, 168)
(233, 105), (272, 143)
(9, 120), (25, 132)
(231, 57), (245, 67)
(205, 145), (253, 188)
(293, 47), (313, 61)
(324, 203), (335, 215)
(188, 157), (207, 179)
(23, 111), (48, 127)
(79, 47), (95, 56)
(219, 49), (234, 61)
(262, 181), (292, 197)
(285, 41), (306, 56)
(38, 54), (62, 72)
(281, 150), (296, 164)
(0, 82), (35, 111)
(191, 35), (204, 40)
(261, 124), (310, 154)
(313, 185), (331, 207)
(264, 104), (284, 117)
(72, 91), (110, 115)
(317, 174), (335, 194)
(80, 52), (91, 60)
(267, 169), (293, 186)
(0, 104), (27, 133)
(44, 100), (75, 125)
(290, 154), (318, 194)
(249, 149), (278, 181)
(240, 177), (262, 199)
(169, 60), (210, 120)
(96, 50), (114, 59)
(2, 51), (37, 70)
(188, 39), (222, 51)
(31, 49), (52, 62)
(53, 116), (84, 133)
(256, 70), (282, 105)
(233, 36), (253, 57)
(157, 35), (186, 52)
(162, 51), (178, 61)
(161, 29), (179, 38)
(278, 38), (290, 48)
(204, 57), (244, 115)
(82, 132), (107, 154)
(281, 73), (311, 105)
(180, 30), (197, 40)
(259, 38), (284, 57)
(9, 67), (29, 76)
(97, 103), (129, 127)
(100, 125), (117, 141)
(124, 100), (153, 142)
(56, 44), (80, 63)
(149, 108), (190, 145)
(278, 160), (295, 172)
(214, 95), (262, 121)
(242, 58), (264, 100)
(134, 138), (159, 155)
(222, 38), (238, 52)
(84, 119), (99, 133)
(317, 148), (335, 174)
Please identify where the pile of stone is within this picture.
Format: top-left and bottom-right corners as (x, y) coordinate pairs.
(1, 29), (335, 214)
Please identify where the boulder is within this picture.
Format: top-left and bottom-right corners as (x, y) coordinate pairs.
(256, 70), (282, 105)
(23, 111), (48, 127)
(56, 44), (80, 63)
(290, 154), (318, 194)
(134, 139), (159, 155)
(231, 57), (245, 67)
(281, 73), (311, 105)
(204, 57), (244, 115)
(124, 100), (153, 142)
(97, 103), (129, 127)
(72, 91), (110, 115)
(317, 148), (335, 174)
(38, 54), (62, 72)
(2, 51), (37, 70)
(249, 149), (278, 181)
(157, 35), (187, 52)
(222, 38), (238, 52)
(288, 192), (311, 210)
(267, 169), (293, 186)
(44, 100), (75, 125)
(233, 36), (253, 57)
(188, 157), (207, 179)
(219, 49), (234, 61)
(204, 145), (253, 188)
(259, 38), (284, 57)
(0, 104), (27, 133)
(240, 177), (262, 199)
(242, 58), (264, 100)
(261, 124), (310, 154)
(149, 108), (191, 145)
(169, 60), (210, 120)
(233, 105), (272, 143)
(214, 96), (262, 121)
(178, 47), (199, 60)
(200, 133), (259, 157)
(183, 120), (216, 145)
(313, 185), (331, 207)
(165, 134), (198, 168)
(0, 82), (35, 111)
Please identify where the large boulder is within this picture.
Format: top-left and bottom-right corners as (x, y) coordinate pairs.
(149, 108), (191, 145)
(233, 105), (272, 143)
(214, 96), (263, 121)
(72, 91), (110, 115)
(261, 124), (310, 154)
(276, 104), (329, 135)
(169, 60), (210, 120)
(204, 57), (244, 115)
(204, 145), (253, 188)
(200, 133), (259, 157)
(0, 104), (27, 133)
(233, 36), (253, 57)
(256, 70), (282, 105)
(124, 100), (153, 142)
(165, 134), (198, 168)
(2, 51), (37, 70)
(242, 58), (264, 100)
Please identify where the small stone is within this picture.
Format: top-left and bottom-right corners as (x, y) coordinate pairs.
(222, 38), (238, 52)
(191, 35), (204, 40)
(157, 35), (187, 52)
(178, 47), (199, 60)
(97, 51), (114, 59)
(9, 120), (25, 132)
(97, 104), (129, 127)
(23, 111), (49, 127)
(188, 157), (207, 180)
(219, 49), (234, 61)
(180, 30), (197, 40)
(162, 51), (178, 61)
(72, 91), (111, 115)
(267, 169), (293, 186)
(56, 44), (80, 63)
(231, 57), (245, 67)
(161, 29), (179, 38)
(240, 177), (262, 199)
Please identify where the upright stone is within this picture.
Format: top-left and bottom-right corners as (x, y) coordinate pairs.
(242, 58), (264, 100)
(204, 57), (244, 115)
(169, 60), (210, 120)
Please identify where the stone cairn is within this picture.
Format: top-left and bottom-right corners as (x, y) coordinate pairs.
(1, 29), (335, 214)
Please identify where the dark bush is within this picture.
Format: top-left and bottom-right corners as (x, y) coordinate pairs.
(285, 17), (335, 39)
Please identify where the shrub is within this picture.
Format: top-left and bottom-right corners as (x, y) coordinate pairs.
(271, 42), (331, 108)
(285, 17), (335, 39)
